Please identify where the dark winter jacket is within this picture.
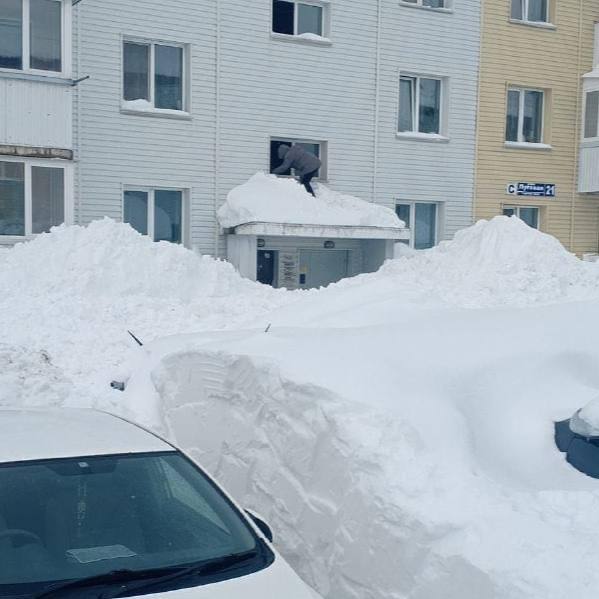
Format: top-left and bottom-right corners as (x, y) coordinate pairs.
(273, 144), (321, 177)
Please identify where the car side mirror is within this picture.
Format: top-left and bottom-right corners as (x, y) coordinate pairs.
(245, 509), (273, 543)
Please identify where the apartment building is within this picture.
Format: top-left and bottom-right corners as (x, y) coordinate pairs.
(0, 0), (74, 246)
(66, 0), (481, 287)
(474, 0), (599, 255)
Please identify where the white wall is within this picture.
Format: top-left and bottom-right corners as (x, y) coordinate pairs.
(0, 79), (73, 150)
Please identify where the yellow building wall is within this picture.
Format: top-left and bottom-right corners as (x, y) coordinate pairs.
(475, 0), (599, 254)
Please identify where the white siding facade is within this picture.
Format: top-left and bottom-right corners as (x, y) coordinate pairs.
(73, 0), (480, 256)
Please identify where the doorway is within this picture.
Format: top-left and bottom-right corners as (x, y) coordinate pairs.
(257, 250), (278, 286)
(299, 249), (349, 288)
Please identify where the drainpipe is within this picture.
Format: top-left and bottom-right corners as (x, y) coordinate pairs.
(213, 1), (222, 257)
(75, 3), (82, 225)
(569, 0), (584, 252)
(471, 0), (483, 229)
(371, 0), (382, 204)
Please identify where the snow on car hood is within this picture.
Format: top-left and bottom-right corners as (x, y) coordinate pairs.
(569, 397), (599, 437)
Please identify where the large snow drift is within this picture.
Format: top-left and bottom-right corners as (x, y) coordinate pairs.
(3, 216), (599, 599)
(217, 172), (404, 229)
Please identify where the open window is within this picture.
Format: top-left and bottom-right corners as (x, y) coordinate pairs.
(272, 0), (329, 40)
(270, 138), (326, 179)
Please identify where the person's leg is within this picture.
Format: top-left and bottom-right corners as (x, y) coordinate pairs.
(300, 170), (317, 197)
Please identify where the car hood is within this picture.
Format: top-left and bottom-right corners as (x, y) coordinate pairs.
(130, 554), (321, 599)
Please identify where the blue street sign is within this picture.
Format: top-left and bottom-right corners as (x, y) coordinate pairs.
(506, 182), (556, 198)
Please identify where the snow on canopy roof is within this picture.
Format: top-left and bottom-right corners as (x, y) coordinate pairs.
(218, 172), (405, 230)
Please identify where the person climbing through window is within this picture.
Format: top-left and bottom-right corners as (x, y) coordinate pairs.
(272, 144), (322, 197)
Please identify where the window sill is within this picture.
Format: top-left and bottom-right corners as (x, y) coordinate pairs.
(398, 2), (454, 14)
(396, 132), (450, 143)
(0, 69), (73, 86)
(120, 104), (192, 121)
(270, 32), (333, 47)
(508, 18), (556, 31)
(0, 234), (34, 245)
(504, 141), (552, 151)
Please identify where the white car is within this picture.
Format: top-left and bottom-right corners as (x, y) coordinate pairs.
(0, 408), (321, 599)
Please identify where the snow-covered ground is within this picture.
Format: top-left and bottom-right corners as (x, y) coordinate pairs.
(3, 217), (599, 598)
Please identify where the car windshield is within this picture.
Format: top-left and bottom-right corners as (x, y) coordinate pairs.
(0, 451), (261, 596)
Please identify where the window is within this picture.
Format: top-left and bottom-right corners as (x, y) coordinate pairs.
(584, 90), (599, 139)
(272, 0), (327, 38)
(505, 88), (544, 144)
(0, 161), (66, 236)
(270, 138), (326, 179)
(0, 0), (64, 73)
(395, 202), (438, 249)
(124, 188), (185, 244)
(399, 75), (443, 135)
(511, 0), (549, 24)
(123, 41), (185, 111)
(401, 0), (449, 8)
(503, 205), (539, 229)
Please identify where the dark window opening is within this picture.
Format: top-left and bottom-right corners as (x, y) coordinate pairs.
(270, 139), (322, 178)
(273, 0), (295, 35)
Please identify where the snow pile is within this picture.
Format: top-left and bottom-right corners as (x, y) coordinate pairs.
(4, 216), (599, 599)
(570, 397), (599, 437)
(340, 216), (599, 309)
(218, 172), (404, 229)
(0, 219), (293, 406)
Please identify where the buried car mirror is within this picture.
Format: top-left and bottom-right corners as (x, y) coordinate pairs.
(245, 509), (274, 543)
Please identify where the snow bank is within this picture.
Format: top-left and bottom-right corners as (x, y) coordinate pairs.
(4, 215), (599, 599)
(217, 172), (404, 229)
(0, 219), (294, 406)
(335, 216), (599, 309)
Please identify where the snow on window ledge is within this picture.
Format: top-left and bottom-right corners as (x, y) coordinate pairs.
(508, 19), (556, 30)
(504, 141), (552, 151)
(396, 132), (450, 143)
(120, 100), (191, 120)
(270, 32), (333, 46)
(398, 2), (454, 14)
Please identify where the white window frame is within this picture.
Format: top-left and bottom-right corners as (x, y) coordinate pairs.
(503, 205), (541, 229)
(399, 0), (452, 11)
(397, 73), (448, 140)
(0, 156), (73, 241)
(583, 88), (599, 141)
(510, 0), (552, 26)
(395, 201), (440, 249)
(505, 86), (546, 146)
(0, 0), (72, 78)
(122, 186), (189, 246)
(270, 137), (328, 181)
(121, 37), (190, 116)
(271, 0), (331, 42)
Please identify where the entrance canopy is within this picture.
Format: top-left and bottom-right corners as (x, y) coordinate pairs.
(218, 172), (407, 239)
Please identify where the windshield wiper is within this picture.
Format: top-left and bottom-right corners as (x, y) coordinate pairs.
(103, 548), (261, 599)
(31, 566), (188, 599)
(31, 548), (262, 599)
